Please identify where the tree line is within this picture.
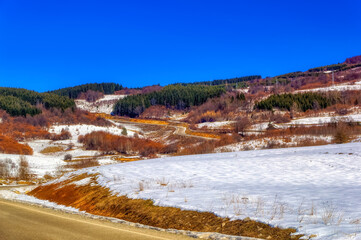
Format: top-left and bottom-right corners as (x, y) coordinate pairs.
(255, 92), (338, 112)
(0, 87), (75, 117)
(113, 85), (226, 117)
(50, 82), (123, 99)
(308, 63), (348, 73)
(176, 75), (261, 86)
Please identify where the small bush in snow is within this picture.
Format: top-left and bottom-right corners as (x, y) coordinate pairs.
(0, 158), (16, 178)
(64, 154), (73, 161)
(18, 156), (31, 180)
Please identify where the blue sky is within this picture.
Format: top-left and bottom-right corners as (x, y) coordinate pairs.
(0, 0), (360, 92)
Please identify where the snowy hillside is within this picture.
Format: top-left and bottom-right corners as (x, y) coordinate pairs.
(75, 94), (126, 114)
(296, 80), (361, 93)
(54, 142), (361, 239)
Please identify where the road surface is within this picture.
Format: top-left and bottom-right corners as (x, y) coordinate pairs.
(0, 199), (193, 240)
(112, 118), (217, 140)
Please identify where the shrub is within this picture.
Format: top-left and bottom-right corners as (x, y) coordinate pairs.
(121, 127), (128, 136)
(0, 159), (16, 178)
(18, 156), (31, 180)
(64, 154), (73, 161)
(270, 114), (291, 124)
(78, 90), (104, 102)
(0, 135), (33, 155)
(186, 91), (246, 124)
(234, 117), (251, 136)
(50, 129), (72, 141)
(78, 131), (165, 157)
(333, 129), (350, 144)
(140, 105), (169, 119)
(0, 121), (50, 141)
(177, 141), (216, 155)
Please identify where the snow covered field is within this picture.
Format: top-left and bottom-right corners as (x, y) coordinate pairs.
(0, 152), (64, 178)
(53, 142), (361, 239)
(288, 114), (361, 126)
(49, 123), (138, 141)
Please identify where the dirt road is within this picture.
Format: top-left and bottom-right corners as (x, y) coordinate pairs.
(112, 118), (217, 140)
(0, 199), (193, 240)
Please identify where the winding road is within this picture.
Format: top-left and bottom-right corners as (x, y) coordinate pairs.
(0, 199), (193, 240)
(111, 118), (217, 140)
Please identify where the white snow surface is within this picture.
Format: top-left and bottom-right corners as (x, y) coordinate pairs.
(250, 114), (361, 131)
(0, 153), (64, 177)
(59, 142), (361, 239)
(49, 124), (136, 140)
(288, 114), (361, 125)
(75, 94), (126, 114)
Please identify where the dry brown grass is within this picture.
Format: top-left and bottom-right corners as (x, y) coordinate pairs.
(65, 158), (99, 169)
(185, 128), (221, 139)
(40, 146), (64, 154)
(29, 176), (303, 240)
(129, 118), (169, 125)
(112, 156), (141, 162)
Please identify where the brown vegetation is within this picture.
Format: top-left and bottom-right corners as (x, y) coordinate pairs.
(49, 129), (72, 141)
(246, 120), (360, 144)
(30, 176), (302, 240)
(115, 85), (162, 95)
(18, 156), (31, 180)
(345, 55), (361, 64)
(0, 107), (110, 142)
(234, 117), (251, 136)
(78, 90), (104, 102)
(40, 108), (111, 126)
(78, 131), (165, 157)
(186, 91), (245, 124)
(65, 157), (99, 169)
(40, 146), (64, 154)
(0, 134), (33, 155)
(139, 105), (170, 119)
(0, 157), (32, 180)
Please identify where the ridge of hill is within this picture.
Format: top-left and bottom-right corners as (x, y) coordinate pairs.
(49, 83), (123, 99)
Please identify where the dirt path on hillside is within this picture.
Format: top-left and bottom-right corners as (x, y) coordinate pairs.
(110, 119), (217, 140)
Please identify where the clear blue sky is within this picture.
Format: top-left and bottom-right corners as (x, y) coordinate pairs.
(0, 0), (360, 92)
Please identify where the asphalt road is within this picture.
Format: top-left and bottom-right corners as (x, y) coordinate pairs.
(0, 199), (193, 240)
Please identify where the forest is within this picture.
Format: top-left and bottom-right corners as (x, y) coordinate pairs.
(50, 83), (123, 99)
(255, 92), (339, 112)
(178, 75), (261, 86)
(0, 87), (75, 117)
(308, 63), (347, 73)
(113, 85), (226, 117)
